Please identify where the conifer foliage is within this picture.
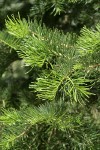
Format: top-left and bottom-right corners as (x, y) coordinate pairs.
(0, 15), (100, 149)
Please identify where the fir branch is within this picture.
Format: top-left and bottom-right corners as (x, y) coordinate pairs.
(17, 35), (53, 67)
(76, 24), (100, 72)
(6, 14), (30, 38)
(30, 71), (62, 100)
(0, 101), (99, 149)
(77, 24), (100, 56)
(30, 0), (86, 17)
(0, 31), (20, 50)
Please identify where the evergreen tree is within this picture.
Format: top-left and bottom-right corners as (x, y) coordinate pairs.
(0, 14), (100, 150)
